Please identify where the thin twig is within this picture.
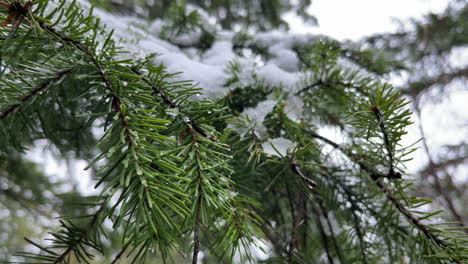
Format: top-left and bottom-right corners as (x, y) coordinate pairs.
(310, 202), (334, 264)
(111, 242), (130, 264)
(306, 130), (462, 262)
(291, 163), (317, 188)
(315, 196), (345, 263)
(188, 124), (204, 264)
(413, 103), (466, 228)
(50, 198), (107, 263)
(346, 191), (369, 264)
(370, 106), (401, 179)
(295, 80), (322, 95)
(0, 69), (72, 120)
(286, 184), (297, 264)
(132, 68), (220, 144)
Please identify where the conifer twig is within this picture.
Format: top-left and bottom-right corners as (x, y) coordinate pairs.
(310, 203), (334, 264)
(295, 80), (322, 95)
(286, 185), (297, 264)
(24, 198), (108, 264)
(290, 163), (317, 188)
(187, 124), (204, 264)
(370, 106), (401, 179)
(413, 103), (466, 228)
(0, 68), (72, 120)
(132, 68), (220, 143)
(306, 130), (462, 262)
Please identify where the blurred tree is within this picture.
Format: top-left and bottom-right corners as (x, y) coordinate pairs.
(362, 0), (468, 227)
(89, 0), (317, 31)
(0, 0), (467, 264)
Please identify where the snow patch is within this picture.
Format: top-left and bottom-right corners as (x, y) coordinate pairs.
(262, 138), (296, 157)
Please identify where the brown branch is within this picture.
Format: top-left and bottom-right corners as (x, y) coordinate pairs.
(403, 67), (468, 98)
(0, 68), (72, 120)
(290, 163), (317, 188)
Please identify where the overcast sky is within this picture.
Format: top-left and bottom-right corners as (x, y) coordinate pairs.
(287, 0), (450, 40)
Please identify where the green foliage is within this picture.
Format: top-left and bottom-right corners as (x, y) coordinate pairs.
(0, 0), (467, 264)
(362, 0), (468, 229)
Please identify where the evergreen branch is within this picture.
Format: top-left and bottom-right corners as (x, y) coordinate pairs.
(310, 202), (334, 264)
(132, 68), (220, 143)
(294, 79), (322, 95)
(39, 19), (156, 213)
(0, 68), (72, 120)
(413, 104), (466, 228)
(289, 162), (343, 262)
(290, 163), (317, 188)
(314, 195), (345, 263)
(370, 105), (401, 179)
(305, 130), (463, 262)
(12, 5), (190, 261)
(344, 187), (369, 264)
(187, 124), (204, 264)
(53, 202), (106, 264)
(285, 185), (297, 264)
(20, 197), (108, 264)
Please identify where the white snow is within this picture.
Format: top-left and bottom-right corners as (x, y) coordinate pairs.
(257, 63), (300, 89)
(242, 100), (277, 137)
(262, 138), (296, 157)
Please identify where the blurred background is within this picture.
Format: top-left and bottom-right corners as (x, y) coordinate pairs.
(1, 0), (466, 262)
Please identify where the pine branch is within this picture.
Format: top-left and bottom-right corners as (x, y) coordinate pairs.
(132, 67), (220, 143)
(187, 124), (204, 264)
(314, 195), (345, 263)
(370, 105), (401, 179)
(285, 184), (297, 264)
(294, 80), (322, 95)
(305, 130), (463, 262)
(38, 18), (159, 220)
(344, 187), (369, 264)
(290, 163), (317, 188)
(310, 202), (334, 264)
(413, 104), (466, 228)
(0, 68), (72, 120)
(19, 197), (108, 264)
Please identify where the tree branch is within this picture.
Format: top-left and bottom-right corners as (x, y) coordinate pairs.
(370, 106), (401, 179)
(0, 68), (72, 120)
(131, 68), (220, 144)
(305, 129), (462, 262)
(413, 103), (466, 228)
